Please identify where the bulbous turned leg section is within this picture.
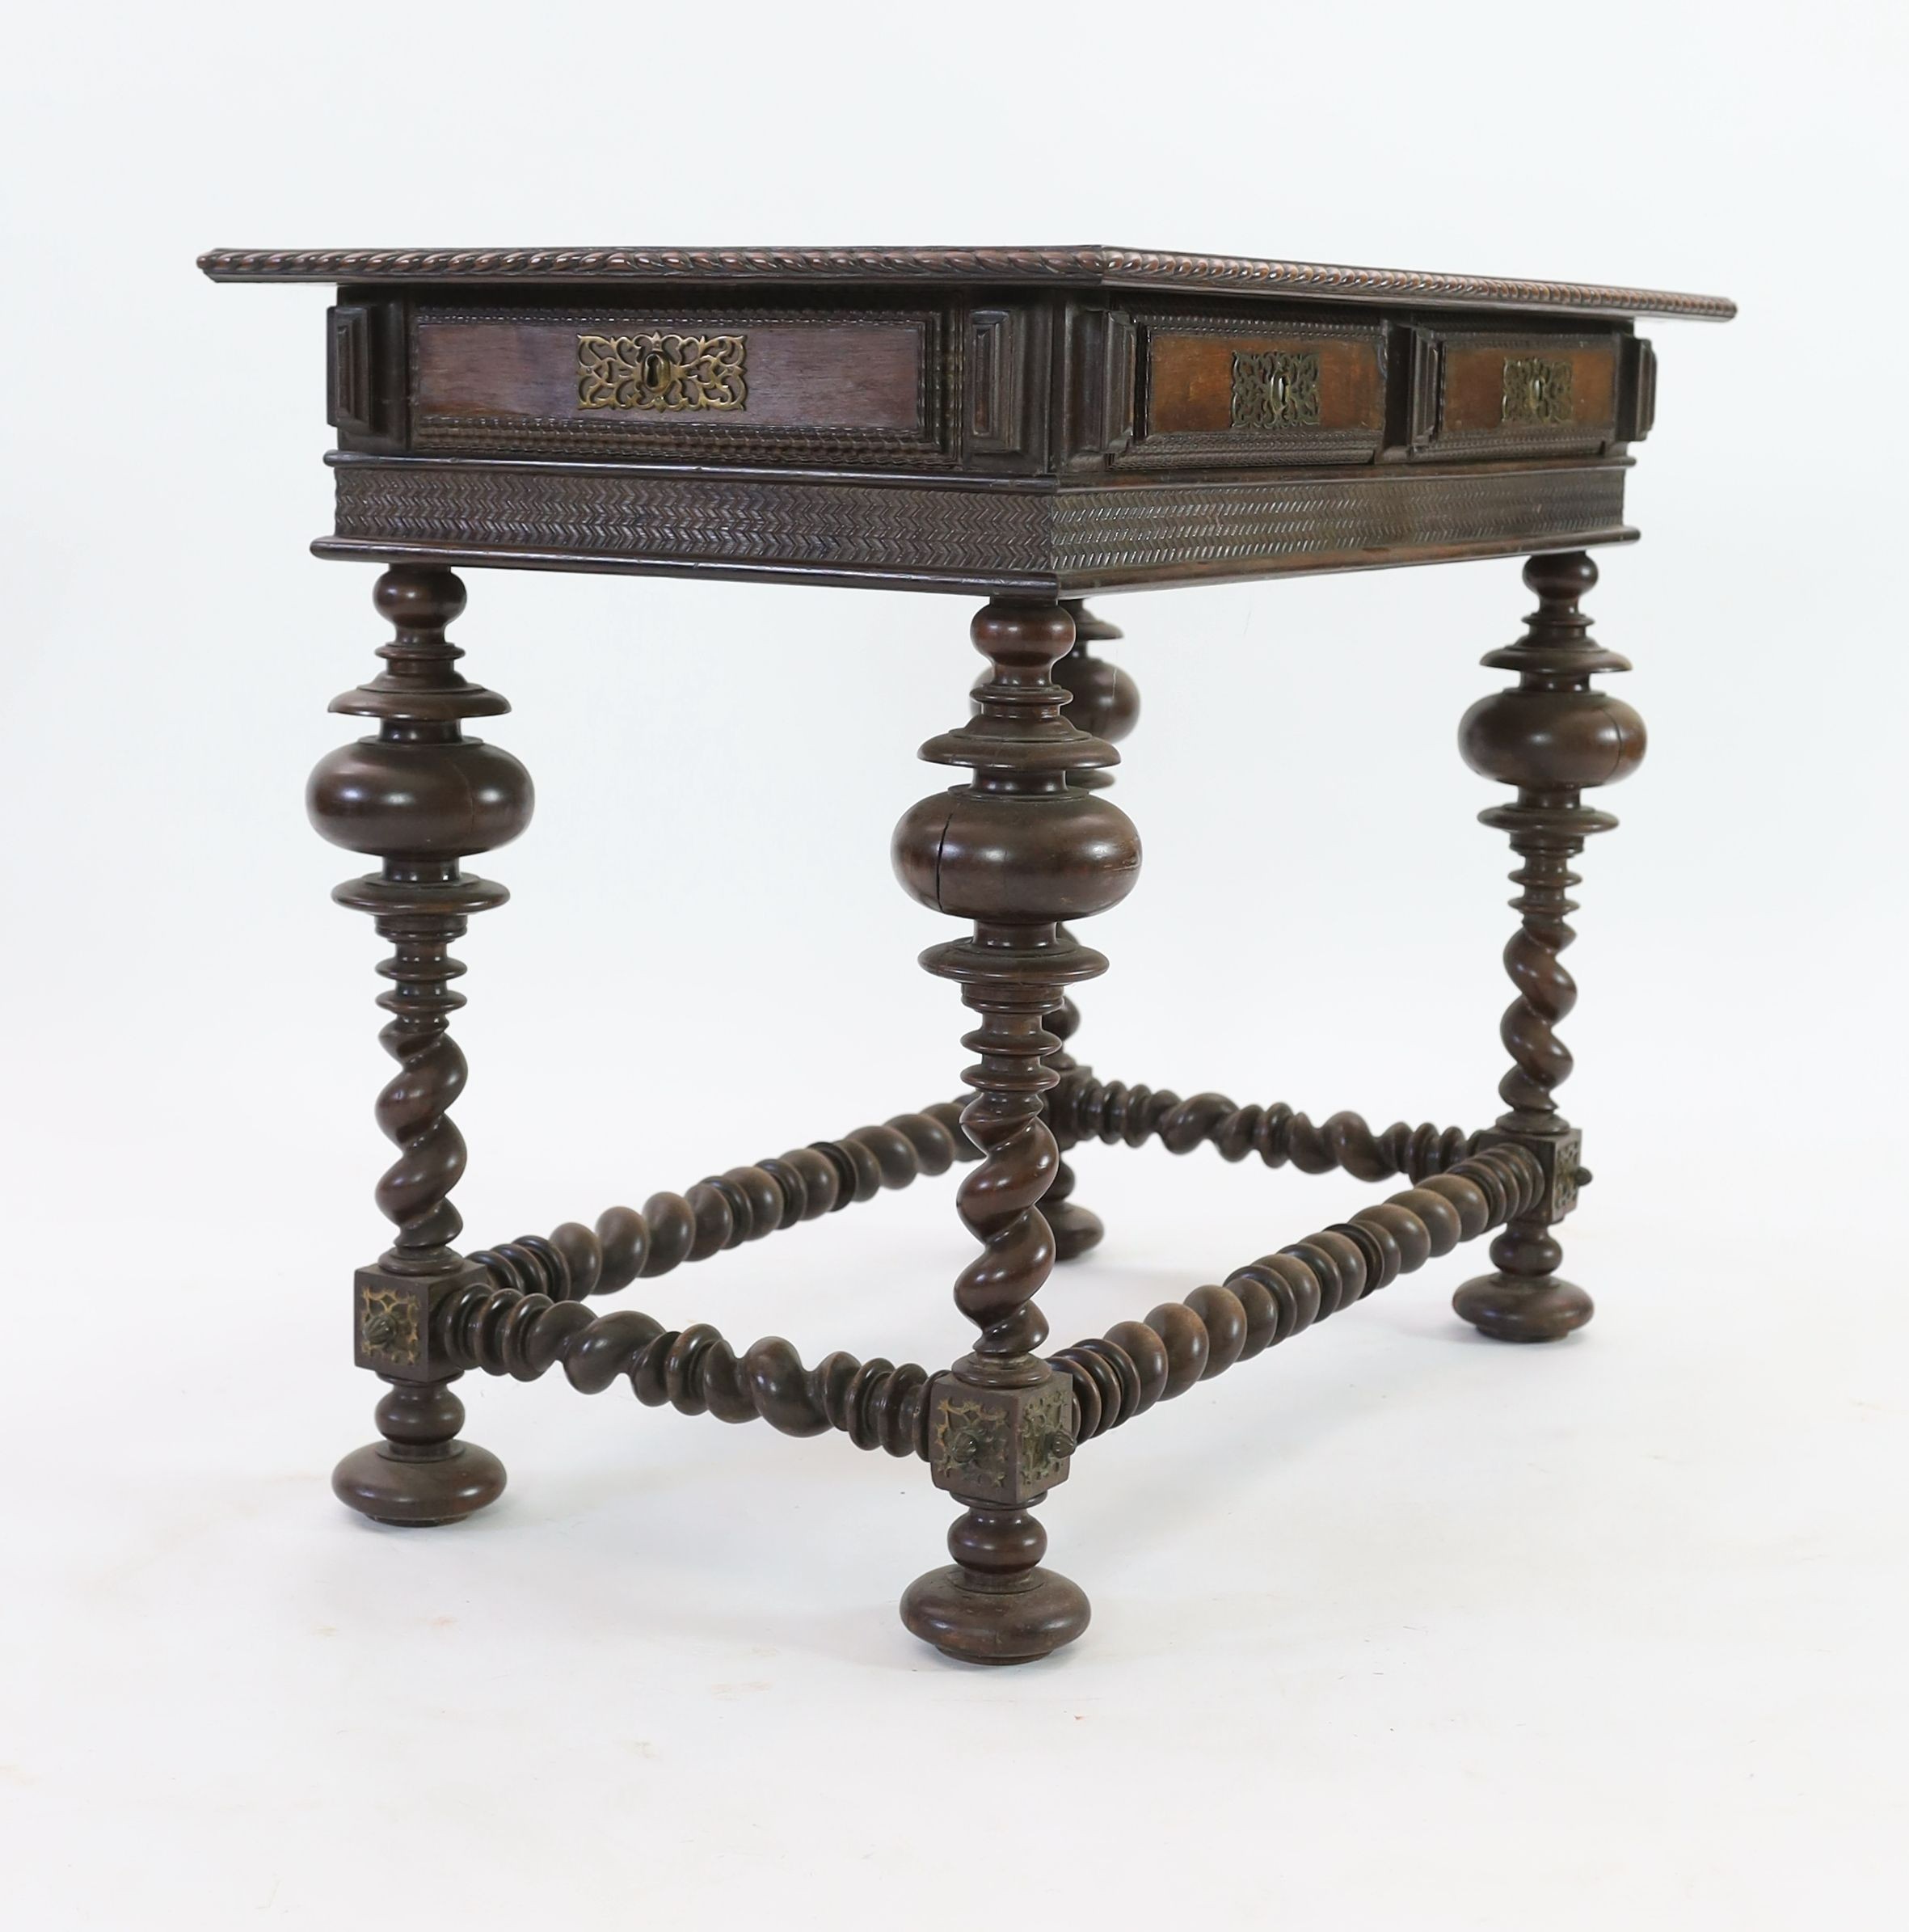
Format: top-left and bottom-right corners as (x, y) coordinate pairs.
(1454, 1225), (1593, 1343)
(902, 1504), (1090, 1666)
(332, 1377), (506, 1527)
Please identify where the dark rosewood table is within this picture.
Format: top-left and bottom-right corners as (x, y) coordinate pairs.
(201, 245), (1734, 1664)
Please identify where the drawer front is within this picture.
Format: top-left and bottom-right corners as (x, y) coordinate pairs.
(1416, 331), (1620, 458)
(1126, 317), (1387, 467)
(408, 305), (949, 463)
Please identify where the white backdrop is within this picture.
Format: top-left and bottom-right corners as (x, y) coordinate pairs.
(3, 3), (1904, 1926)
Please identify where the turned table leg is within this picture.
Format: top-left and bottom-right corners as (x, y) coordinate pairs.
(1042, 601), (1141, 1263)
(891, 598), (1141, 1663)
(1455, 552), (1645, 1341)
(308, 566), (532, 1522)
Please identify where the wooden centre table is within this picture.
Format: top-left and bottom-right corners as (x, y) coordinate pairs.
(200, 244), (1734, 1664)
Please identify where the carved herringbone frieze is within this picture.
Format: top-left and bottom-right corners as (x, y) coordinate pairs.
(334, 467), (1051, 573)
(332, 462), (1626, 583)
(1050, 468), (1627, 574)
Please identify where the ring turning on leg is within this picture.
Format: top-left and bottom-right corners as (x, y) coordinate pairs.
(1455, 552), (1644, 1341)
(309, 566), (532, 1522)
(892, 597), (1140, 1662)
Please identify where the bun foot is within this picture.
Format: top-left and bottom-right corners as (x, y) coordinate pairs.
(1046, 1199), (1104, 1263)
(332, 1439), (507, 1525)
(333, 1377), (506, 1525)
(1454, 1272), (1594, 1343)
(1042, 1150), (1103, 1263)
(902, 1503), (1089, 1664)
(901, 1563), (1091, 1665)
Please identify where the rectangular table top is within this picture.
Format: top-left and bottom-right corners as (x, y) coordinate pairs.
(201, 243), (1733, 597)
(198, 243), (1734, 323)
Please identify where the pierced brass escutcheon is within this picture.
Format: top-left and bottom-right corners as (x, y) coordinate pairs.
(1230, 350), (1322, 430)
(1500, 356), (1574, 427)
(576, 332), (748, 412)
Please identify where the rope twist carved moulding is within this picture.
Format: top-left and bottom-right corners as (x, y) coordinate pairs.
(196, 246), (1738, 320)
